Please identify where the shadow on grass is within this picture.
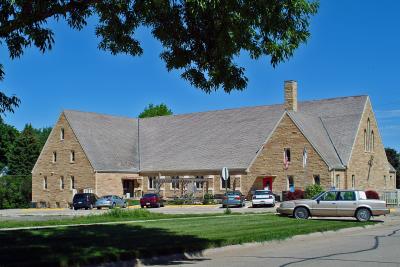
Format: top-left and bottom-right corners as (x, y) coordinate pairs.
(0, 224), (220, 267)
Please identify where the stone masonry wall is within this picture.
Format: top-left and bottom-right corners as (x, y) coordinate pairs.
(347, 98), (395, 191)
(32, 113), (95, 208)
(241, 114), (331, 198)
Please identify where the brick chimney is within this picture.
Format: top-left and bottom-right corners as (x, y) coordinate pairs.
(284, 80), (298, 112)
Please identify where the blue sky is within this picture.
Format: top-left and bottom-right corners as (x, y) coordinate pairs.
(1, 1), (400, 150)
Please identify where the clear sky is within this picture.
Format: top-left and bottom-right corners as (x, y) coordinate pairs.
(1, 1), (399, 151)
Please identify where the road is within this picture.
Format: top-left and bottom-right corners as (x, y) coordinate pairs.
(149, 214), (400, 267)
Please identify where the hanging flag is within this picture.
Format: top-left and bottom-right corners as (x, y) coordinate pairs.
(303, 147), (308, 168)
(283, 149), (289, 170)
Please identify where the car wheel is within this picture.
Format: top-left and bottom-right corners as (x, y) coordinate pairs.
(89, 204), (93, 210)
(157, 203), (161, 208)
(141, 205), (145, 208)
(294, 207), (309, 219)
(97, 207), (101, 210)
(111, 203), (116, 209)
(252, 204), (257, 208)
(356, 208), (371, 222)
(271, 202), (276, 207)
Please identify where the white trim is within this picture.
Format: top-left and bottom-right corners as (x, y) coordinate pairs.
(246, 112), (287, 172)
(148, 176), (156, 190)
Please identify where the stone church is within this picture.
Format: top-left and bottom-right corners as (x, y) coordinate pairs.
(32, 81), (396, 207)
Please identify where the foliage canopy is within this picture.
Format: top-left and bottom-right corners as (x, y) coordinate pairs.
(138, 103), (173, 118)
(0, 0), (319, 115)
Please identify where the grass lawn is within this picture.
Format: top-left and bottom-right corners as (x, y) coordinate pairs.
(0, 210), (376, 267)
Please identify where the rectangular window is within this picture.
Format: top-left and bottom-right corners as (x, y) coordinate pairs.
(43, 176), (47, 190)
(384, 175), (387, 188)
(171, 176), (180, 190)
(71, 176), (75, 190)
(60, 176), (64, 190)
(313, 175), (320, 185)
(60, 128), (65, 140)
(351, 175), (355, 189)
(284, 148), (291, 162)
(221, 176), (230, 189)
(195, 176), (204, 189)
(52, 151), (57, 163)
(148, 177), (155, 189)
(287, 176), (295, 191)
(335, 174), (340, 189)
(70, 151), (75, 163)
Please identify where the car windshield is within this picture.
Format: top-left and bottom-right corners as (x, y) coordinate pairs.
(100, 195), (113, 200)
(143, 194), (157, 197)
(312, 192), (326, 200)
(255, 190), (271, 195)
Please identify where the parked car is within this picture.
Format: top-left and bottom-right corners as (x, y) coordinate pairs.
(140, 193), (164, 208)
(72, 193), (98, 210)
(95, 195), (127, 209)
(277, 190), (390, 221)
(222, 191), (246, 208)
(252, 190), (275, 207)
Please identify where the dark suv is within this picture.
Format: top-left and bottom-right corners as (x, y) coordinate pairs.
(72, 193), (98, 210)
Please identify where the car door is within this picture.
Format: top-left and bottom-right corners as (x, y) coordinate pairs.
(336, 191), (357, 217)
(312, 191), (338, 216)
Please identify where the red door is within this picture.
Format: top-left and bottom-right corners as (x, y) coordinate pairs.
(263, 177), (273, 191)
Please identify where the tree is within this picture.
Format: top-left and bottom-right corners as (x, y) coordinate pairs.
(385, 147), (400, 188)
(0, 120), (19, 170)
(139, 103), (173, 118)
(7, 124), (40, 175)
(0, 0), (319, 116)
(33, 127), (52, 151)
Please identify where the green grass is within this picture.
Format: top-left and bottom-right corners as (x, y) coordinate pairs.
(0, 209), (223, 229)
(0, 210), (376, 267)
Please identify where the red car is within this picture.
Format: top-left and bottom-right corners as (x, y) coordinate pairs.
(140, 193), (164, 208)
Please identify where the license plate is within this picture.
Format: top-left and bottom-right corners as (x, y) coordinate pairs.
(78, 202), (82, 204)
(146, 203), (150, 205)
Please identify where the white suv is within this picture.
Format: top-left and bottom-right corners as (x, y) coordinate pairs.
(252, 190), (275, 207)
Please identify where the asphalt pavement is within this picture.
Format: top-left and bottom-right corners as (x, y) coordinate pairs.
(147, 213), (400, 267)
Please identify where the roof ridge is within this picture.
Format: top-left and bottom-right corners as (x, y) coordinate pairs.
(63, 109), (136, 121)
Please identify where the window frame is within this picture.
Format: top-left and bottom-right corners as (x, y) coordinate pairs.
(313, 175), (321, 185)
(70, 150), (75, 163)
(170, 176), (180, 190)
(284, 148), (291, 163)
(195, 175), (204, 189)
(70, 176), (75, 190)
(60, 128), (65, 140)
(351, 175), (355, 189)
(60, 176), (64, 190)
(337, 191), (356, 201)
(220, 176), (231, 190)
(287, 175), (295, 191)
(52, 151), (57, 163)
(148, 176), (156, 190)
(43, 176), (48, 190)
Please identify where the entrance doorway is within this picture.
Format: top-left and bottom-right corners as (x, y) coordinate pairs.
(262, 177), (274, 191)
(122, 180), (135, 198)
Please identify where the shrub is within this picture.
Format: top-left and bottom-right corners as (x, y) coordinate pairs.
(203, 193), (215, 205)
(105, 208), (152, 219)
(285, 189), (305, 200)
(304, 184), (325, 199)
(365, 190), (380, 199)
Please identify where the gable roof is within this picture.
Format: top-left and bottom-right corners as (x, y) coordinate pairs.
(62, 95), (368, 173)
(63, 110), (139, 172)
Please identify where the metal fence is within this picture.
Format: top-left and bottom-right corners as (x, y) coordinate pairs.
(381, 190), (400, 207)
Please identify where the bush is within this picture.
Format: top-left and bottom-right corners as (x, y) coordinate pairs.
(365, 190), (380, 199)
(285, 189), (305, 200)
(202, 193), (215, 205)
(304, 184), (324, 199)
(0, 175), (31, 209)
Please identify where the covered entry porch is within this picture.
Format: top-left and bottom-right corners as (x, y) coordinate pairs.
(121, 176), (143, 199)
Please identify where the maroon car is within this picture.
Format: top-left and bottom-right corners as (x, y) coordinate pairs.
(140, 193), (164, 208)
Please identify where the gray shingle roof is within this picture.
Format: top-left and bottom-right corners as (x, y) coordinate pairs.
(64, 110), (139, 172)
(62, 95), (368, 173)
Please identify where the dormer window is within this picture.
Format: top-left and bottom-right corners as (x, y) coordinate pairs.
(70, 151), (75, 163)
(60, 128), (65, 140)
(52, 152), (57, 163)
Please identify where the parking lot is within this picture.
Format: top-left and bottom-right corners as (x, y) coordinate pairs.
(0, 202), (278, 221)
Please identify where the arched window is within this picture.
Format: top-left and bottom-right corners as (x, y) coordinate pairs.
(371, 131), (374, 152)
(366, 118), (371, 151)
(364, 129), (367, 151)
